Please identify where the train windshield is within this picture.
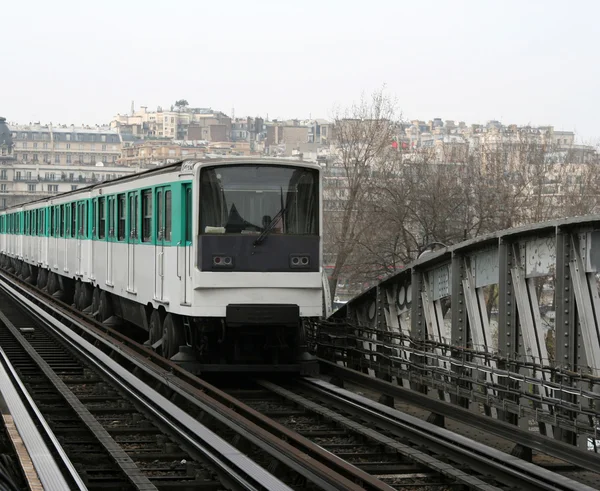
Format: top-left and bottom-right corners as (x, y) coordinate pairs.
(200, 165), (319, 235)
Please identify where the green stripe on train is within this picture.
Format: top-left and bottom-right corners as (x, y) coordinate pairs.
(0, 180), (193, 247)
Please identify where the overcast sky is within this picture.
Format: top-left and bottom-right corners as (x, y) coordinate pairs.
(1, 0), (599, 143)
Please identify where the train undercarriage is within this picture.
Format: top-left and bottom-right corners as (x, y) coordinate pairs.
(0, 255), (318, 375)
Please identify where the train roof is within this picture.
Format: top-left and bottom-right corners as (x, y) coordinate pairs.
(0, 157), (323, 213)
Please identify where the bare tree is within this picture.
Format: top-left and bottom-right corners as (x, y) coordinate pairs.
(325, 88), (399, 300)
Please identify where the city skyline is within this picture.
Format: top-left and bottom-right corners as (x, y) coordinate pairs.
(1, 0), (599, 144)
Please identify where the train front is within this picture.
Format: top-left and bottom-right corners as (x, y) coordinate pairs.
(191, 159), (322, 371)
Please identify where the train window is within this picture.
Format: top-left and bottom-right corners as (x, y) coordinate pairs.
(108, 197), (115, 238)
(32, 211), (36, 236)
(61, 205), (65, 237)
(66, 205), (71, 237)
(25, 211), (29, 235)
(165, 190), (172, 241)
(71, 203), (76, 238)
(50, 208), (54, 237)
(157, 190), (163, 238)
(142, 190), (152, 242)
(79, 202), (86, 238)
(99, 197), (106, 239)
(199, 165), (319, 235)
(117, 194), (126, 241)
(92, 200), (96, 238)
(128, 194), (138, 240)
(38, 209), (43, 235)
(185, 186), (192, 242)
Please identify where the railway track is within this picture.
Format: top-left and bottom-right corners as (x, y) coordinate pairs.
(228, 377), (598, 491)
(0, 269), (598, 490)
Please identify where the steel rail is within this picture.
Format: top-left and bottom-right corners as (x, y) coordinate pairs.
(0, 277), (292, 491)
(319, 359), (600, 475)
(0, 271), (388, 491)
(0, 347), (85, 491)
(299, 377), (597, 491)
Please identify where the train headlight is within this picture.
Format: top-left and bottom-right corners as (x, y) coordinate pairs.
(213, 255), (234, 268)
(290, 254), (310, 269)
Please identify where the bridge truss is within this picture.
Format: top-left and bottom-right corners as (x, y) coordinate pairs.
(318, 216), (600, 447)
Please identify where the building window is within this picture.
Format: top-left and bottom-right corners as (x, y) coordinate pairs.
(25, 171), (31, 180)
(55, 155), (60, 164)
(43, 143), (48, 149)
(28, 184), (36, 192)
(66, 154), (72, 164)
(66, 134), (71, 141)
(0, 170), (6, 180)
(48, 184), (58, 192)
(102, 144), (107, 151)
(0, 185), (7, 192)
(15, 171), (21, 181)
(55, 143), (60, 150)
(23, 154), (28, 161)
(71, 185), (77, 191)
(91, 144), (95, 151)
(66, 143), (71, 149)
(33, 142), (38, 149)
(142, 190), (152, 242)
(23, 142), (27, 149)
(33, 154), (38, 161)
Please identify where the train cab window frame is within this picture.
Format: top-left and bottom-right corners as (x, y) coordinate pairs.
(141, 190), (152, 242)
(117, 194), (126, 241)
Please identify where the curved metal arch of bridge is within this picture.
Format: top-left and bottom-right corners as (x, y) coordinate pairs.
(321, 214), (600, 448)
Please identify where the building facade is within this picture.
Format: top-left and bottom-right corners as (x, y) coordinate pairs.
(9, 123), (122, 166)
(0, 118), (136, 210)
(111, 105), (232, 141)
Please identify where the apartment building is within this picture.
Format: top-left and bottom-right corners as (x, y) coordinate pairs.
(111, 105), (232, 141)
(10, 123), (122, 166)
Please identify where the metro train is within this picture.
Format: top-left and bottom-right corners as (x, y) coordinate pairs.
(0, 158), (323, 372)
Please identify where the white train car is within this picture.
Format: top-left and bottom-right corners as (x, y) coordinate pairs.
(0, 158), (323, 372)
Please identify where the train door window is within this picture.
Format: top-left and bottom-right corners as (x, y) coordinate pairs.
(66, 205), (71, 237)
(92, 200), (97, 238)
(99, 197), (106, 239)
(108, 197), (114, 238)
(165, 190), (172, 242)
(61, 205), (66, 237)
(142, 190), (152, 242)
(185, 186), (192, 242)
(71, 203), (76, 238)
(78, 202), (86, 238)
(38, 209), (43, 235)
(128, 193), (138, 240)
(117, 194), (126, 241)
(157, 190), (163, 240)
(50, 209), (54, 237)
(32, 210), (36, 236)
(25, 211), (29, 235)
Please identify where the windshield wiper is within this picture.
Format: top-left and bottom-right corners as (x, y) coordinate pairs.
(254, 206), (286, 246)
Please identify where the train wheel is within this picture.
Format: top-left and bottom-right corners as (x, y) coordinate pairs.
(163, 314), (184, 359)
(98, 291), (113, 323)
(91, 288), (101, 319)
(149, 310), (163, 353)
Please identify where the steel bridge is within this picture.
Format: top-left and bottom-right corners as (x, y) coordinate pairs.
(318, 215), (600, 449)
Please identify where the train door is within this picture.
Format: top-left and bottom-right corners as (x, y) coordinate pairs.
(106, 196), (115, 286)
(127, 191), (138, 293)
(180, 184), (193, 306)
(154, 186), (171, 302)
